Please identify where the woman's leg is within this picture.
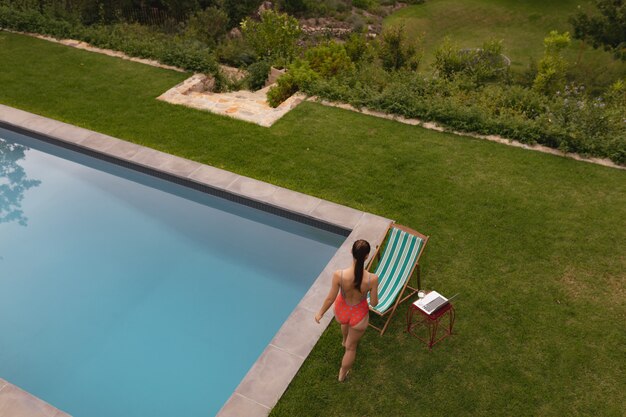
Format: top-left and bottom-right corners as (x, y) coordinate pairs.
(339, 314), (368, 381)
(340, 324), (349, 347)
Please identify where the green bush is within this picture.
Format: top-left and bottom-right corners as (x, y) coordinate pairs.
(301, 66), (626, 165)
(434, 37), (508, 83)
(267, 60), (318, 107)
(344, 32), (373, 64)
(0, 6), (219, 75)
(377, 24), (421, 71)
(241, 9), (301, 68)
(305, 41), (354, 78)
(278, 0), (308, 16)
(533, 31), (570, 94)
(215, 36), (256, 67)
(184, 6), (229, 47)
(246, 60), (271, 91)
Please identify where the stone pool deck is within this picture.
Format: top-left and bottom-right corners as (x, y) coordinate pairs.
(0, 104), (393, 417)
(0, 379), (70, 417)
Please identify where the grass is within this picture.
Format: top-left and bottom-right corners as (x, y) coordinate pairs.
(384, 0), (626, 91)
(1, 32), (625, 416)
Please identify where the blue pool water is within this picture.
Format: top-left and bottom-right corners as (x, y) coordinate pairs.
(0, 126), (344, 416)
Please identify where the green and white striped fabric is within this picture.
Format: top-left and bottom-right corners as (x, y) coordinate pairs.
(368, 227), (423, 314)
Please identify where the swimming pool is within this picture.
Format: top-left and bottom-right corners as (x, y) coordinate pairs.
(0, 126), (345, 416)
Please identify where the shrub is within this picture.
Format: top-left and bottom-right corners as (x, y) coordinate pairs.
(0, 7), (219, 75)
(222, 0), (263, 27)
(278, 0), (308, 16)
(184, 6), (229, 47)
(433, 37), (465, 78)
(533, 31), (570, 94)
(241, 9), (301, 68)
(434, 38), (508, 83)
(300, 63), (625, 165)
(378, 24), (420, 71)
(267, 59), (318, 107)
(346, 13), (365, 32)
(344, 32), (373, 64)
(246, 60), (271, 90)
(215, 36), (257, 67)
(305, 41), (354, 77)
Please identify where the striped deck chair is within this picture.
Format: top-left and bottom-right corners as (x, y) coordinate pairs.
(367, 224), (429, 335)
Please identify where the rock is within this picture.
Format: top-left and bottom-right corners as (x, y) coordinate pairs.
(219, 65), (248, 83)
(257, 1), (273, 16)
(266, 67), (286, 87)
(228, 27), (242, 38)
(201, 76), (215, 91)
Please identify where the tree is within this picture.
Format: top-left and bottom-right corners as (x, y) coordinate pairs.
(278, 0), (308, 16)
(241, 9), (301, 67)
(0, 139), (41, 226)
(570, 0), (626, 60)
(533, 31), (571, 94)
(223, 0), (263, 27)
(378, 25), (420, 72)
(185, 6), (229, 46)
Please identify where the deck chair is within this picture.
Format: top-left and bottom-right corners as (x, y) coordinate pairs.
(367, 224), (429, 336)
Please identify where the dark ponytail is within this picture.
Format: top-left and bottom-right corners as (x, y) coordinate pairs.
(352, 239), (371, 291)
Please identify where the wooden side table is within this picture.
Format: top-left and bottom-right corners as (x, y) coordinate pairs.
(406, 299), (455, 349)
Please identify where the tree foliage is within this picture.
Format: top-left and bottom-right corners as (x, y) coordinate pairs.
(184, 6), (228, 46)
(570, 0), (626, 60)
(0, 139), (41, 226)
(241, 9), (301, 67)
(377, 25), (421, 71)
(533, 31), (571, 94)
(433, 38), (508, 84)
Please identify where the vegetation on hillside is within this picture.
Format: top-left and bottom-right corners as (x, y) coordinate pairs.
(570, 0), (626, 61)
(0, 0), (624, 164)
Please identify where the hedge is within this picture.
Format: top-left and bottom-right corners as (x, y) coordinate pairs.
(0, 6), (219, 76)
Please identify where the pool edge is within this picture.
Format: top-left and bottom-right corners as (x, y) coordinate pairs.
(0, 104), (394, 417)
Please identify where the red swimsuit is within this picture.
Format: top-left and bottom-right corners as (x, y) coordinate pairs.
(334, 271), (370, 327)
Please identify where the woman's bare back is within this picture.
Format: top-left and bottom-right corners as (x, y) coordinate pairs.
(339, 267), (372, 304)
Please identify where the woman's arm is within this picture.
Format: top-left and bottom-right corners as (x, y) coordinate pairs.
(314, 270), (341, 323)
(369, 274), (379, 308)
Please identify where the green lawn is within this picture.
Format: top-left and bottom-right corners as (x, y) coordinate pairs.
(385, 0), (626, 90)
(1, 32), (625, 416)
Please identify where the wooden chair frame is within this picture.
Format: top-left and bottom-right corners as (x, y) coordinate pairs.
(367, 223), (429, 336)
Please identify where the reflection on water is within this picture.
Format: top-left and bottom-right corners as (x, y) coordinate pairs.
(0, 138), (41, 226)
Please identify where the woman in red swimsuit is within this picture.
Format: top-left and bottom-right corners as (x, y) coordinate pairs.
(315, 239), (379, 381)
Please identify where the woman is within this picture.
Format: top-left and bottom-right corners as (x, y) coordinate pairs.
(315, 239), (379, 382)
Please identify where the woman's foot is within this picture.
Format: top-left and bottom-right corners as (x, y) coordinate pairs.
(338, 368), (350, 382)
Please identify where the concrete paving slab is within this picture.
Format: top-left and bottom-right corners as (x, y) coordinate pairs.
(235, 345), (305, 408)
(267, 187), (322, 215)
(78, 133), (118, 152)
(18, 116), (64, 136)
(103, 140), (143, 160)
(227, 177), (278, 202)
(158, 155), (203, 177)
(48, 123), (95, 144)
(351, 213), (393, 250)
(217, 394), (270, 417)
(187, 164), (239, 189)
(129, 147), (173, 168)
(309, 200), (364, 230)
(297, 251), (352, 312)
(0, 382), (70, 417)
(270, 305), (327, 358)
(0, 104), (37, 125)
